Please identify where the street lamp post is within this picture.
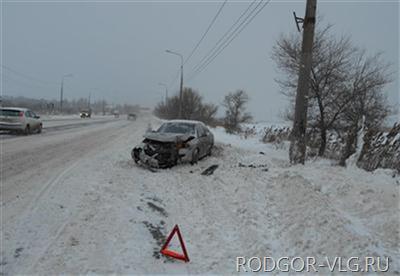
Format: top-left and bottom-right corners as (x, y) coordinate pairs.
(165, 49), (183, 118)
(60, 73), (73, 113)
(158, 82), (168, 103)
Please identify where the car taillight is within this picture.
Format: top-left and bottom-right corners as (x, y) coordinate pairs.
(19, 112), (24, 117)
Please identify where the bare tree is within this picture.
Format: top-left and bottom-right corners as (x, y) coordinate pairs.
(154, 87), (218, 125)
(337, 52), (391, 165)
(222, 90), (253, 133)
(272, 25), (392, 159)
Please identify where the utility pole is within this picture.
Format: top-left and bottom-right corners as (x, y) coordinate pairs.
(60, 78), (64, 113)
(289, 0), (317, 164)
(59, 73), (73, 114)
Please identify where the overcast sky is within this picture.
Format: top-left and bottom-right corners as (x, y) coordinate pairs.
(2, 0), (399, 121)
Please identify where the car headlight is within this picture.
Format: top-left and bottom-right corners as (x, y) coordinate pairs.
(176, 142), (188, 149)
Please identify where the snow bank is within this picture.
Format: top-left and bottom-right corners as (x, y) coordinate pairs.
(4, 114), (399, 274)
(211, 124), (399, 273)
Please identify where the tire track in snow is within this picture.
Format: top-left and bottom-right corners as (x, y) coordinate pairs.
(143, 145), (271, 272)
(3, 121), (131, 275)
(22, 114), (160, 274)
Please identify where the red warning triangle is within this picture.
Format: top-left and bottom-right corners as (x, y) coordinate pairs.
(160, 224), (190, 262)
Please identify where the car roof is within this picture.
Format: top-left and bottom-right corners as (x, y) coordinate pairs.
(0, 107), (29, 111)
(165, 119), (206, 126)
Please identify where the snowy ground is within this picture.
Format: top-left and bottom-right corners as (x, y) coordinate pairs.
(1, 112), (399, 274)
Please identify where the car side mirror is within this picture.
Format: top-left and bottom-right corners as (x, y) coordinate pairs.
(35, 115), (40, 119)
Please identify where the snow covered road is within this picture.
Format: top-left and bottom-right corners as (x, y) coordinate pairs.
(1, 113), (399, 274)
(0, 115), (117, 140)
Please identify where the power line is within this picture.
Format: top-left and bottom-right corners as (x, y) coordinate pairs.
(167, 0), (227, 93)
(1, 64), (106, 94)
(190, 0), (269, 79)
(184, 0), (228, 65)
(188, 0), (271, 80)
(1, 71), (86, 98)
(2, 73), (57, 90)
(1, 65), (59, 86)
(187, 0), (258, 79)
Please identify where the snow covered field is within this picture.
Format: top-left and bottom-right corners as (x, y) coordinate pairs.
(1, 112), (399, 274)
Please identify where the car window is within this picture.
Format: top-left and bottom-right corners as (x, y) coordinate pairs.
(25, 111), (32, 117)
(197, 125), (205, 137)
(157, 123), (196, 135)
(0, 109), (21, 116)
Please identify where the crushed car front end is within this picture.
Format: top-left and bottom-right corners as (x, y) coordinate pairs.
(131, 133), (195, 168)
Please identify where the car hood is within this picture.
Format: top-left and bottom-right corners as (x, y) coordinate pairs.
(143, 132), (195, 143)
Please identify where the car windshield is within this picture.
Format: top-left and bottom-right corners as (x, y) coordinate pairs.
(0, 109), (21, 116)
(157, 122), (195, 135)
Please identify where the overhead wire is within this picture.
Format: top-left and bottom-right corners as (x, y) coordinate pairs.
(186, 0), (258, 80)
(188, 0), (271, 81)
(1, 64), (107, 95)
(2, 73), (58, 90)
(184, 0), (228, 65)
(167, 0), (228, 92)
(1, 65), (59, 86)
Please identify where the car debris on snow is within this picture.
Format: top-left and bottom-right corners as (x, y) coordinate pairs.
(201, 164), (219, 176)
(238, 162), (268, 170)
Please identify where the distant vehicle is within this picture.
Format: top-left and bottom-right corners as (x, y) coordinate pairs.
(113, 110), (120, 118)
(131, 120), (214, 168)
(80, 109), (91, 118)
(0, 107), (42, 134)
(127, 113), (137, 120)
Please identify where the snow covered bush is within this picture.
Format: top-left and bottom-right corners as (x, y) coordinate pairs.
(242, 121), (399, 173)
(261, 126), (291, 144)
(357, 123), (400, 172)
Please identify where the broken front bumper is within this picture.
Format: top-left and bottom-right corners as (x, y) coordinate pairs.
(131, 144), (194, 168)
(132, 147), (160, 168)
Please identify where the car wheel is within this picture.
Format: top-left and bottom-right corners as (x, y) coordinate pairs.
(24, 125), (31, 135)
(37, 124), (42, 133)
(191, 148), (199, 165)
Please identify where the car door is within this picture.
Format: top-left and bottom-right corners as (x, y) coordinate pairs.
(30, 111), (40, 129)
(26, 110), (37, 129)
(24, 110), (33, 128)
(204, 126), (214, 149)
(196, 125), (208, 157)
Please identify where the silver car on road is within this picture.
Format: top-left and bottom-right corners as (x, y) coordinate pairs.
(132, 120), (214, 168)
(0, 107), (42, 134)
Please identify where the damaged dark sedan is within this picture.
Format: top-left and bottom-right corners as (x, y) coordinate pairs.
(131, 120), (214, 168)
